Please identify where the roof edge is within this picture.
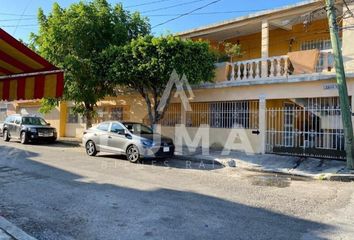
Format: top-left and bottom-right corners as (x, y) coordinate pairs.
(176, 0), (321, 37)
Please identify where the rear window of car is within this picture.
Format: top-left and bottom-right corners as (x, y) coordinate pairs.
(97, 122), (110, 132)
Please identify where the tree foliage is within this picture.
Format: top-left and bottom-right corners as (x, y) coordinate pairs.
(223, 42), (242, 62)
(30, 0), (150, 128)
(104, 35), (216, 127)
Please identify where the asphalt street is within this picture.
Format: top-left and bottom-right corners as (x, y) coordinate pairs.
(0, 140), (353, 240)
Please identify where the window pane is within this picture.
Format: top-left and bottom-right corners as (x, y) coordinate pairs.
(111, 123), (124, 133)
(97, 123), (109, 132)
(110, 107), (123, 121)
(67, 108), (79, 124)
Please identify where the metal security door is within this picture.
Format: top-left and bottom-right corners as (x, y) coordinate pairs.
(266, 105), (345, 159)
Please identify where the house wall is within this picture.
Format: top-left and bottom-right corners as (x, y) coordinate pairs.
(184, 79), (354, 103)
(161, 126), (262, 154)
(208, 19), (332, 62)
(64, 95), (148, 138)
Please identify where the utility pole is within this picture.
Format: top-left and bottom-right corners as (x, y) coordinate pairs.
(325, 0), (354, 169)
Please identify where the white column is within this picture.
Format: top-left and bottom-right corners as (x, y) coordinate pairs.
(342, 1), (354, 72)
(259, 94), (267, 154)
(261, 20), (269, 78)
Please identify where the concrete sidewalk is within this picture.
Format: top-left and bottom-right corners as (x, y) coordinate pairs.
(57, 138), (354, 181)
(174, 147), (354, 181)
(0, 216), (36, 240)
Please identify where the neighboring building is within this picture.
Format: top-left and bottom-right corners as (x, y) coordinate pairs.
(6, 0), (354, 159)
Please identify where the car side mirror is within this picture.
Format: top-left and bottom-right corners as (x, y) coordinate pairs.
(46, 123), (51, 126)
(116, 129), (125, 135)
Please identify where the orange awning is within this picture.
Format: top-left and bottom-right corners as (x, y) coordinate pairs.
(0, 28), (64, 101)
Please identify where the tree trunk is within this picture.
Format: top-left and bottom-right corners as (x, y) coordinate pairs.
(86, 113), (93, 129)
(85, 104), (94, 129)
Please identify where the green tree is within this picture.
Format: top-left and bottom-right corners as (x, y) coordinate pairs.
(223, 42), (242, 62)
(30, 0), (150, 128)
(104, 35), (216, 127)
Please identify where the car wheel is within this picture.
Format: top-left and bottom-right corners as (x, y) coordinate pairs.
(126, 145), (140, 163)
(20, 132), (28, 144)
(85, 141), (97, 156)
(3, 130), (10, 142)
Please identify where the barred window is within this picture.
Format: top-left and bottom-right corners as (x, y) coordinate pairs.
(67, 108), (79, 124)
(300, 39), (333, 51)
(110, 107), (123, 121)
(161, 100), (259, 129)
(0, 104), (7, 122)
(208, 101), (259, 128)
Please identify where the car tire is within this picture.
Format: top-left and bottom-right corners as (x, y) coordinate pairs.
(3, 130), (10, 142)
(126, 145), (140, 163)
(85, 140), (97, 156)
(20, 132), (28, 144)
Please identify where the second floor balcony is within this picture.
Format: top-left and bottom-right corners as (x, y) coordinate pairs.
(178, 0), (352, 86)
(215, 49), (335, 82)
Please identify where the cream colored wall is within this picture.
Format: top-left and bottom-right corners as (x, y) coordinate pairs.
(65, 123), (85, 138)
(342, 1), (354, 72)
(64, 95), (148, 138)
(161, 126), (262, 154)
(207, 19), (332, 63)
(99, 95), (147, 123)
(180, 78), (354, 103)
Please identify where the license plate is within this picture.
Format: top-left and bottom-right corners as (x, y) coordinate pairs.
(163, 147), (169, 152)
(39, 132), (53, 137)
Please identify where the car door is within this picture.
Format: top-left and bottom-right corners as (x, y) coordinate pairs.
(3, 116), (12, 135)
(94, 122), (111, 152)
(7, 116), (15, 137)
(108, 122), (127, 153)
(13, 116), (22, 138)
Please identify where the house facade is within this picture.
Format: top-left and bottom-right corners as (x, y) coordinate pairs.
(4, 0), (354, 159)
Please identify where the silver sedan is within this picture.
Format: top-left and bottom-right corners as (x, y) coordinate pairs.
(82, 121), (175, 162)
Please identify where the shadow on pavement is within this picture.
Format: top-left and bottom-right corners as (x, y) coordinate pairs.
(98, 153), (225, 171)
(0, 144), (335, 240)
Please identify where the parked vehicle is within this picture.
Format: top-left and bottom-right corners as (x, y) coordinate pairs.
(0, 122), (3, 137)
(82, 121), (175, 162)
(2, 114), (57, 144)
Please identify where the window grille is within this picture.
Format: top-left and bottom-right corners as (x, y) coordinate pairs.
(161, 100), (259, 129)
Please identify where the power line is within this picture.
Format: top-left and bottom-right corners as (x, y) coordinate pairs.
(1, 24), (38, 27)
(141, 0), (209, 14)
(13, 0), (33, 35)
(146, 9), (266, 17)
(0, 12), (35, 17)
(343, 0), (354, 19)
(0, 18), (37, 22)
(152, 0), (222, 29)
(125, 0), (175, 8)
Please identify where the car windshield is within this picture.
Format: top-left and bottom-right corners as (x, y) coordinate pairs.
(22, 117), (48, 126)
(123, 123), (153, 134)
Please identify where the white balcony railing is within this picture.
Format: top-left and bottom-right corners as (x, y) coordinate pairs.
(222, 50), (334, 82)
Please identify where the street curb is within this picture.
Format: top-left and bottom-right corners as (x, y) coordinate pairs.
(56, 140), (81, 147)
(0, 216), (36, 240)
(174, 155), (354, 181)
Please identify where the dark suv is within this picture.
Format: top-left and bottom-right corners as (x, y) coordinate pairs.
(2, 115), (57, 144)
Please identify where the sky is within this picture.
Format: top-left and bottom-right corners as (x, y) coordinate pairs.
(0, 0), (304, 42)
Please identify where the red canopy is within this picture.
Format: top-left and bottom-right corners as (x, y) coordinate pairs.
(0, 28), (64, 101)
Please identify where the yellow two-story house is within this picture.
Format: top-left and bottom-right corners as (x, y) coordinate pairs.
(5, 0), (354, 159)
